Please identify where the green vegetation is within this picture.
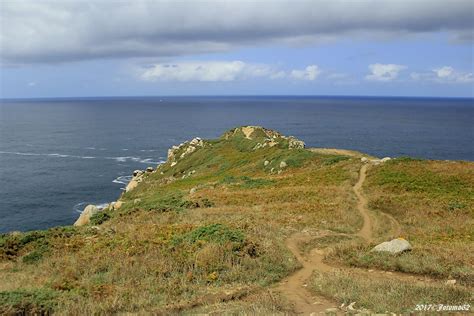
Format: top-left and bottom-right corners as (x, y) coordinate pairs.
(1, 127), (472, 314)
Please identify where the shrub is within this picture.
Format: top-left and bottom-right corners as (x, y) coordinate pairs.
(0, 288), (58, 314)
(90, 211), (111, 225)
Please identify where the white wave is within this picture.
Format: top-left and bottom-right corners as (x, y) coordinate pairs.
(112, 175), (132, 185)
(85, 147), (96, 150)
(0, 151), (96, 160)
(139, 158), (166, 164)
(73, 201), (109, 213)
(122, 148), (129, 151)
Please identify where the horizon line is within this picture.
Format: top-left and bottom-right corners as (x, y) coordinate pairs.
(2, 94), (473, 101)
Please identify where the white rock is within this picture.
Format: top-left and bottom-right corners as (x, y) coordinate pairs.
(74, 205), (99, 226)
(381, 157), (392, 162)
(264, 160), (269, 166)
(133, 170), (143, 177)
(189, 187), (197, 194)
(280, 161), (288, 168)
(125, 179), (138, 192)
(446, 279), (457, 286)
(113, 201), (123, 210)
(372, 238), (412, 254)
(146, 167), (154, 172)
(171, 161), (177, 167)
(361, 157), (368, 163)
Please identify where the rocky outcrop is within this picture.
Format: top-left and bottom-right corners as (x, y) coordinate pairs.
(223, 126), (305, 150)
(167, 137), (205, 165)
(74, 204), (99, 226)
(371, 238), (412, 254)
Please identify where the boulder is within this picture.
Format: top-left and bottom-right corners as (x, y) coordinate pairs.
(146, 167), (154, 172)
(126, 179), (138, 192)
(264, 160), (269, 166)
(361, 157), (368, 163)
(113, 201), (123, 210)
(381, 157), (392, 163)
(288, 136), (305, 149)
(74, 204), (99, 226)
(280, 161), (288, 168)
(371, 238), (412, 254)
(133, 170), (143, 177)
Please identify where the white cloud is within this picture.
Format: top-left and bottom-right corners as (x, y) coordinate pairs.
(290, 65), (321, 80)
(1, 0), (473, 64)
(366, 63), (406, 82)
(411, 66), (473, 83)
(27, 81), (36, 87)
(139, 61), (285, 82)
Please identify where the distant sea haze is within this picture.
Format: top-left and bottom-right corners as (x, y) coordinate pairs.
(0, 96), (473, 233)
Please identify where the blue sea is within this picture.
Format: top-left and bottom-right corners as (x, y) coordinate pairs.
(0, 96), (473, 233)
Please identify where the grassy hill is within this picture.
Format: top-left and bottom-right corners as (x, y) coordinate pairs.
(1, 126), (472, 314)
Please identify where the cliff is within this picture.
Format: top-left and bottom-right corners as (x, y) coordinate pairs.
(1, 126), (472, 314)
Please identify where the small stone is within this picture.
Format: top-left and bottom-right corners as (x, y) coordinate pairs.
(189, 187), (197, 194)
(446, 279), (456, 285)
(361, 157), (368, 163)
(280, 161), (287, 168)
(264, 160), (269, 166)
(133, 198), (141, 205)
(381, 157), (392, 162)
(171, 162), (177, 167)
(325, 308), (338, 314)
(146, 167), (154, 172)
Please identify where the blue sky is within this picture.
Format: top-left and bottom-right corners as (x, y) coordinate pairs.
(1, 1), (473, 98)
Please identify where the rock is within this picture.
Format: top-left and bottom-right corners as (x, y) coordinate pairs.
(189, 187), (197, 194)
(381, 157), (392, 162)
(109, 202), (115, 211)
(146, 167), (154, 172)
(280, 161), (287, 168)
(325, 307), (338, 314)
(125, 179), (138, 192)
(133, 198), (141, 205)
(361, 157), (368, 163)
(133, 170), (143, 177)
(74, 205), (99, 226)
(171, 161), (177, 167)
(113, 201), (123, 210)
(270, 168), (275, 173)
(180, 145), (196, 158)
(446, 279), (457, 285)
(372, 238), (412, 254)
(264, 160), (269, 166)
(288, 136), (305, 149)
(189, 137), (203, 147)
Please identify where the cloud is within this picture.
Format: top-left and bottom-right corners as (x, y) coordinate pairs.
(290, 65), (321, 80)
(139, 61), (285, 82)
(411, 66), (473, 83)
(27, 81), (36, 87)
(366, 63), (406, 81)
(1, 0), (473, 64)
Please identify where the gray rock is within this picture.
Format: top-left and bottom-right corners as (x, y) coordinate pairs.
(372, 238), (412, 254)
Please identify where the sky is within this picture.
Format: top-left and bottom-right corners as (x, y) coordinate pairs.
(0, 0), (473, 98)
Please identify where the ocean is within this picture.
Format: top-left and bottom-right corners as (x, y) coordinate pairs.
(0, 96), (473, 233)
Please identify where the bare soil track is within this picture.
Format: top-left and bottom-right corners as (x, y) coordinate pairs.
(276, 163), (410, 315)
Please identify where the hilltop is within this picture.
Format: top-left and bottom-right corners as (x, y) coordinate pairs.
(1, 126), (473, 314)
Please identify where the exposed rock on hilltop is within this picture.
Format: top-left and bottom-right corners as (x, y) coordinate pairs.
(222, 126), (305, 150)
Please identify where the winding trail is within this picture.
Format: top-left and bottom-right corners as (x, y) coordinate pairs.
(353, 164), (373, 242)
(276, 163), (379, 314)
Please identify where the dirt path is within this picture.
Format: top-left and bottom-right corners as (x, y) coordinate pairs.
(276, 232), (336, 314)
(353, 164), (373, 242)
(276, 164), (376, 314)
